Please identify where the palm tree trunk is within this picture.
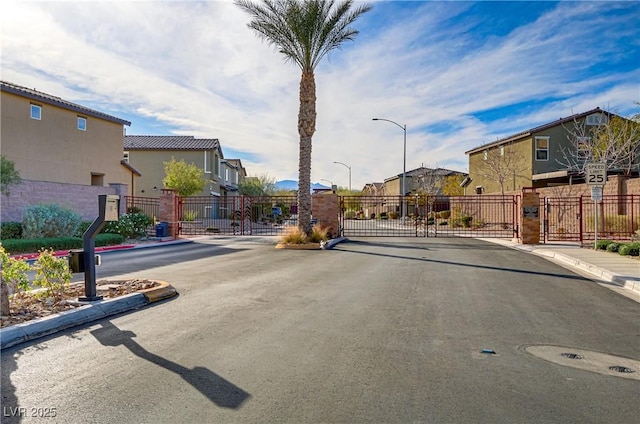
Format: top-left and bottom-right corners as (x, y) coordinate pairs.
(298, 70), (317, 234)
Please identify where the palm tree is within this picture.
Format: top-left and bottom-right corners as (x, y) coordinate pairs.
(235, 0), (372, 234)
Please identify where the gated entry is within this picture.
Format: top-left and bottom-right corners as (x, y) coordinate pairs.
(339, 195), (517, 238)
(178, 195), (298, 236)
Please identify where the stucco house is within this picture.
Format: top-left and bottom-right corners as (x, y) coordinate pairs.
(463, 107), (638, 194)
(0, 81), (135, 221)
(123, 135), (245, 199)
(383, 167), (466, 196)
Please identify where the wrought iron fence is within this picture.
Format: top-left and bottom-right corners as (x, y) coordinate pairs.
(178, 195), (298, 236)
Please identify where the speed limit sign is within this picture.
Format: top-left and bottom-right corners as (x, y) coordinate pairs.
(585, 163), (606, 186)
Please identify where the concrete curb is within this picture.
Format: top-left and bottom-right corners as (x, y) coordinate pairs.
(0, 282), (178, 350)
(322, 237), (347, 249)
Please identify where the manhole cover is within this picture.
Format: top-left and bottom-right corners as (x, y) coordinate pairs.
(561, 353), (584, 359)
(526, 345), (640, 380)
(609, 366), (635, 374)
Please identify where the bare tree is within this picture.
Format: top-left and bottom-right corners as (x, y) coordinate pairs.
(413, 166), (443, 196)
(475, 145), (526, 226)
(475, 145), (526, 196)
(558, 111), (640, 176)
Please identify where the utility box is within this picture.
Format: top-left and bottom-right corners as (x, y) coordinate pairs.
(68, 250), (101, 273)
(69, 249), (85, 273)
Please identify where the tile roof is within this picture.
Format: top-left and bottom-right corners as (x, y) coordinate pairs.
(465, 107), (611, 155)
(124, 135), (220, 151)
(0, 80), (131, 126)
(385, 167), (465, 182)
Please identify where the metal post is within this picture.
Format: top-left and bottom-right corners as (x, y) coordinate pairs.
(80, 195), (108, 301)
(333, 161), (351, 193)
(372, 118), (407, 221)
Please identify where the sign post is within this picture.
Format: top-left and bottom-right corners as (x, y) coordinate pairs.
(585, 163), (607, 249)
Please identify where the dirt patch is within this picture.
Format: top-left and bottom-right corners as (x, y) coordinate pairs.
(1, 279), (159, 328)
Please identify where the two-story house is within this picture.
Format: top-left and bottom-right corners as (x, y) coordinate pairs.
(124, 135), (228, 196)
(383, 166), (467, 196)
(464, 107), (638, 194)
(0, 81), (134, 221)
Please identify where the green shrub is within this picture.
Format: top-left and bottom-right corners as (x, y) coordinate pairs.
(618, 242), (640, 257)
(32, 248), (72, 300)
(595, 240), (612, 251)
(74, 221), (93, 237)
(0, 245), (31, 299)
(606, 242), (620, 253)
(103, 213), (153, 239)
(22, 204), (81, 239)
(0, 222), (22, 240)
(0, 234), (124, 254)
(437, 210), (451, 219)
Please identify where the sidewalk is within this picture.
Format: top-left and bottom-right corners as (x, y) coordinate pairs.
(480, 238), (640, 296)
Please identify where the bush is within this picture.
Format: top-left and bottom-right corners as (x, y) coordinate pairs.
(606, 243), (620, 253)
(22, 204), (81, 239)
(618, 242), (640, 257)
(308, 224), (329, 243)
(32, 249), (72, 300)
(280, 226), (307, 244)
(437, 210), (451, 219)
(0, 222), (22, 240)
(0, 234), (124, 254)
(74, 221), (93, 237)
(0, 245), (31, 298)
(595, 240), (612, 251)
(103, 213), (153, 239)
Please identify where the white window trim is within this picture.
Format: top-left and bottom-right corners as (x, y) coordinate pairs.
(30, 104), (41, 120)
(77, 116), (87, 131)
(123, 151), (130, 163)
(500, 146), (504, 156)
(535, 136), (549, 161)
(204, 151), (211, 174)
(586, 113), (608, 126)
(483, 150), (488, 160)
(218, 158), (223, 178)
(225, 168), (229, 182)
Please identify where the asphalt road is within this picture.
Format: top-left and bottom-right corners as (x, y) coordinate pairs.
(2, 237), (638, 424)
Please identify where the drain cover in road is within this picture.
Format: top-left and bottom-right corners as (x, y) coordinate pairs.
(526, 345), (640, 380)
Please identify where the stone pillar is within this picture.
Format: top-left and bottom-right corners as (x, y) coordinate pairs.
(519, 188), (540, 244)
(159, 189), (179, 239)
(311, 193), (340, 238)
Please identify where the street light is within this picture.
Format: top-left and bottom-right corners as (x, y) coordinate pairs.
(372, 118), (407, 220)
(333, 161), (352, 193)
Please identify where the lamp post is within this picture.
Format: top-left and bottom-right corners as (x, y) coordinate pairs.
(372, 118), (407, 220)
(333, 161), (352, 193)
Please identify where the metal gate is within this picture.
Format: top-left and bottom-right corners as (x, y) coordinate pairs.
(178, 195), (298, 236)
(340, 195), (517, 238)
(542, 195), (639, 243)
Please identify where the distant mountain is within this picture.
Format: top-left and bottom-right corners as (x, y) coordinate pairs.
(275, 180), (329, 191)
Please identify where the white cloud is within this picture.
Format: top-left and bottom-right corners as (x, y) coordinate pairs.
(2, 1), (637, 189)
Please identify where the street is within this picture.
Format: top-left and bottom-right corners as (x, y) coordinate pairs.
(2, 237), (639, 424)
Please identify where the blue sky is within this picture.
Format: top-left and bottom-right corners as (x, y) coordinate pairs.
(2, 1), (638, 189)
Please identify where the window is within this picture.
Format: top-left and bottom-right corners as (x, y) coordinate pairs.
(30, 104), (41, 120)
(535, 136), (549, 161)
(234, 171), (238, 184)
(204, 151), (211, 174)
(77, 116), (87, 131)
(483, 150), (488, 160)
(586, 113), (608, 126)
(218, 158), (223, 178)
(475, 186), (484, 194)
(225, 168), (229, 182)
(576, 137), (591, 161)
(123, 151), (129, 163)
(500, 146), (504, 156)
